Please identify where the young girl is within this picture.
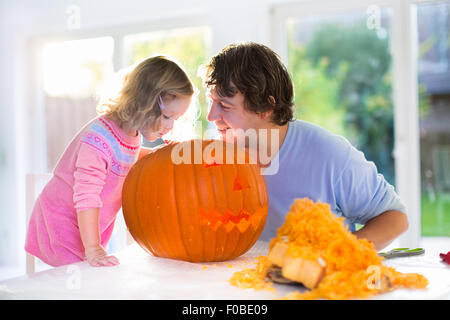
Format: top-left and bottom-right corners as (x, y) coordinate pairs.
(25, 55), (194, 267)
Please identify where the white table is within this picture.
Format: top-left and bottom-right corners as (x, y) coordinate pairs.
(1, 241), (449, 300)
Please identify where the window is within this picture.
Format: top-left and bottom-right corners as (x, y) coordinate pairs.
(272, 1), (450, 246)
(123, 26), (212, 146)
(417, 1), (450, 236)
(42, 36), (114, 171)
(286, 8), (396, 186)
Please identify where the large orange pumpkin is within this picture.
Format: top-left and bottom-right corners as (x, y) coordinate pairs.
(122, 139), (268, 262)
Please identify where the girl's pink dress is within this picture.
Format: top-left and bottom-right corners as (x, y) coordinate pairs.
(25, 115), (141, 266)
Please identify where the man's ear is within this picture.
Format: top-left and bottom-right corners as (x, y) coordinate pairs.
(259, 109), (274, 120)
(259, 95), (276, 119)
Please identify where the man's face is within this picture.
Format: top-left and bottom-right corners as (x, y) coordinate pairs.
(207, 87), (269, 143)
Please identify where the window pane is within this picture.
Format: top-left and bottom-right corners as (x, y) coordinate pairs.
(42, 37), (114, 170)
(417, 1), (450, 237)
(286, 9), (395, 186)
(124, 26), (211, 146)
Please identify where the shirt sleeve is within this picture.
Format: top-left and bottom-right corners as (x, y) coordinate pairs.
(334, 147), (407, 225)
(73, 142), (109, 211)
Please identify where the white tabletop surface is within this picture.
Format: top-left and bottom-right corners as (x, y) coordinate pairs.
(0, 241), (449, 300)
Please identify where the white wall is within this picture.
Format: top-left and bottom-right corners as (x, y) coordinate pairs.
(0, 0), (32, 269)
(0, 0), (18, 267)
(0, 0), (288, 274)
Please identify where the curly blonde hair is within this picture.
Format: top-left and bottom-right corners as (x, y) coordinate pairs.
(97, 55), (194, 132)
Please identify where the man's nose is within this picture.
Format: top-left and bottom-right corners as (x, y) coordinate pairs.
(207, 102), (220, 122)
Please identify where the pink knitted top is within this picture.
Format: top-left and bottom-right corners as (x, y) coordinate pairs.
(25, 115), (141, 266)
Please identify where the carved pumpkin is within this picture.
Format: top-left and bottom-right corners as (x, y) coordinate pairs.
(122, 139), (268, 262)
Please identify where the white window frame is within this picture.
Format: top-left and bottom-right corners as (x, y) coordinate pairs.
(270, 0), (438, 247)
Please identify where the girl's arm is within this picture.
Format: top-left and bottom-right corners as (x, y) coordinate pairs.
(77, 208), (119, 267)
(352, 210), (409, 251)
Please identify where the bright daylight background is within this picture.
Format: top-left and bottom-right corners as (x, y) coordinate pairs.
(0, 0), (449, 280)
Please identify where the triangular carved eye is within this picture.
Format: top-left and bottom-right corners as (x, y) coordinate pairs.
(233, 172), (250, 191)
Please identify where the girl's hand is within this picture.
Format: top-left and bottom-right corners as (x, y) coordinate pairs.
(77, 208), (119, 267)
(84, 245), (120, 267)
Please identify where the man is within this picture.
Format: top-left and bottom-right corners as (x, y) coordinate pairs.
(203, 42), (408, 251)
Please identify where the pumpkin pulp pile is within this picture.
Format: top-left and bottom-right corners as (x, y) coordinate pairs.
(229, 198), (428, 299)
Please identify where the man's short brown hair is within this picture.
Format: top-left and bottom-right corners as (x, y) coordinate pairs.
(203, 42), (294, 126)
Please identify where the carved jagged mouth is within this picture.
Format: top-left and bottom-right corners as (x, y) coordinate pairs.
(198, 207), (267, 233)
(196, 168), (260, 230)
(200, 208), (250, 226)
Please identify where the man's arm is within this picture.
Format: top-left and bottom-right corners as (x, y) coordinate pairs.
(352, 210), (409, 251)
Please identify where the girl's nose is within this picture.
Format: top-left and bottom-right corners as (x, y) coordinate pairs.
(166, 119), (174, 130)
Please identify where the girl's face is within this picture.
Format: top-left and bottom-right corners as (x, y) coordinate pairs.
(140, 94), (192, 142)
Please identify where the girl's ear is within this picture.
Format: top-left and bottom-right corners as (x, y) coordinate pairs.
(162, 92), (177, 100)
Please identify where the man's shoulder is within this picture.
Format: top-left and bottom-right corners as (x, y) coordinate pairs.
(287, 120), (353, 161)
